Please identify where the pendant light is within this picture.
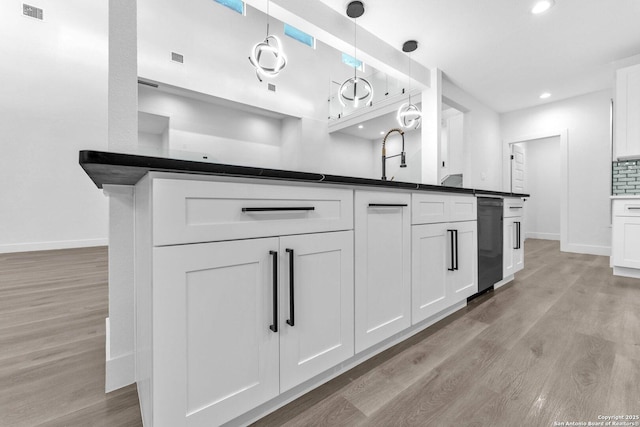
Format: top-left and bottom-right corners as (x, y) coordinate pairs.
(248, 0), (287, 82)
(339, 1), (373, 108)
(397, 40), (422, 129)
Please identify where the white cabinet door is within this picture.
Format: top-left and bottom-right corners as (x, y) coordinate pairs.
(278, 231), (354, 392)
(514, 220), (524, 273)
(354, 192), (411, 353)
(447, 221), (478, 302)
(412, 223), (449, 324)
(504, 217), (524, 277)
(153, 238), (280, 427)
(615, 64), (640, 159)
(612, 216), (640, 269)
(503, 219), (516, 278)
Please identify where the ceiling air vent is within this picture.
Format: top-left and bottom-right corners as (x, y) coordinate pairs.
(268, 84), (276, 92)
(171, 52), (184, 64)
(23, 4), (43, 20)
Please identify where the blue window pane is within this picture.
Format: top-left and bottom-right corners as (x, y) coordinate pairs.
(284, 24), (315, 48)
(342, 53), (363, 70)
(214, 0), (244, 15)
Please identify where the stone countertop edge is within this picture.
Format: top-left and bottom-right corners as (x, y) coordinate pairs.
(79, 150), (530, 198)
(610, 195), (640, 199)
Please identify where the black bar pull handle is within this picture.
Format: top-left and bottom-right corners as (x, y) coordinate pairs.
(509, 206), (523, 209)
(285, 249), (295, 327)
(454, 229), (459, 271)
(628, 207), (640, 210)
(243, 207), (315, 212)
(447, 230), (456, 271)
(368, 203), (408, 208)
(269, 251), (278, 333)
(514, 222), (521, 250)
(518, 222), (522, 249)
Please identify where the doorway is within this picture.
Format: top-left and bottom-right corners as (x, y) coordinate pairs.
(504, 129), (568, 252)
(511, 137), (561, 241)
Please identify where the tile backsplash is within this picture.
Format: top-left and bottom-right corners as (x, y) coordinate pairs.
(612, 160), (640, 195)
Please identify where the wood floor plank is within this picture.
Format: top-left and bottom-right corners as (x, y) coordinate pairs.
(524, 332), (616, 426)
(340, 316), (489, 416)
(361, 338), (505, 426)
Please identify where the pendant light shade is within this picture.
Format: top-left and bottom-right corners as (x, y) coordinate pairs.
(339, 1), (373, 109)
(397, 40), (422, 129)
(249, 35), (287, 82)
(249, 0), (286, 82)
(397, 101), (422, 129)
(339, 76), (373, 108)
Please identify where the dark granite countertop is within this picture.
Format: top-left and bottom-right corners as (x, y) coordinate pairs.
(79, 150), (529, 198)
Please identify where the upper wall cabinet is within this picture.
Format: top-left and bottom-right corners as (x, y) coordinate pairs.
(615, 64), (640, 160)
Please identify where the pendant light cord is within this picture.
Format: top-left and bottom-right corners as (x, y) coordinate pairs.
(266, 0), (270, 37)
(408, 52), (412, 104)
(353, 17), (357, 80)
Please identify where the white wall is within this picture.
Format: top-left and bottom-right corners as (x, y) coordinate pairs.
(501, 90), (612, 255)
(138, 87), (376, 177)
(0, 0), (109, 253)
(520, 137), (561, 240)
(442, 79), (502, 190)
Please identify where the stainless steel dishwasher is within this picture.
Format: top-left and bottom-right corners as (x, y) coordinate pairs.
(476, 197), (504, 295)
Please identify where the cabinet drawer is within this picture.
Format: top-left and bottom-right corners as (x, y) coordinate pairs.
(504, 198), (524, 218)
(152, 179), (354, 246)
(613, 199), (640, 217)
(412, 193), (476, 224)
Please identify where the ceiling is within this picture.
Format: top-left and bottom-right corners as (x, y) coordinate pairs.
(316, 0), (640, 113)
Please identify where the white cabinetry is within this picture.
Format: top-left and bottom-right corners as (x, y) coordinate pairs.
(503, 198), (524, 278)
(615, 64), (640, 159)
(612, 198), (640, 275)
(411, 193), (477, 324)
(354, 191), (411, 353)
(136, 176), (354, 427)
(278, 232), (354, 392)
(153, 239), (280, 427)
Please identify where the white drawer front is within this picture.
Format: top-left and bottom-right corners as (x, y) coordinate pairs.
(450, 196), (477, 222)
(613, 199), (640, 217)
(412, 193), (449, 224)
(412, 193), (476, 224)
(504, 198), (524, 218)
(152, 179), (354, 245)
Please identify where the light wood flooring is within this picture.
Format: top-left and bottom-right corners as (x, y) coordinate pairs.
(1, 240), (639, 426)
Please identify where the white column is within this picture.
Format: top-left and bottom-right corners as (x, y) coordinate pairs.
(421, 68), (442, 184)
(106, 0), (138, 392)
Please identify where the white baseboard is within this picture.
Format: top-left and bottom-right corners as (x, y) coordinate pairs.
(563, 243), (611, 257)
(105, 317), (135, 392)
(494, 275), (514, 289)
(0, 238), (108, 254)
(525, 232), (560, 241)
(613, 266), (640, 279)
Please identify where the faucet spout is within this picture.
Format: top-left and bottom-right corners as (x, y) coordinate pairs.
(381, 128), (406, 180)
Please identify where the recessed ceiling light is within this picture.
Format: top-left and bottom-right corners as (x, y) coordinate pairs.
(380, 131), (385, 135)
(531, 0), (554, 14)
(540, 92), (551, 99)
(358, 125), (364, 129)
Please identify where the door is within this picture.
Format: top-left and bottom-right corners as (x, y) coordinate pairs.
(511, 144), (525, 194)
(412, 223), (449, 324)
(447, 221), (478, 302)
(153, 238), (280, 427)
(612, 216), (640, 268)
(278, 231), (354, 392)
(354, 191), (411, 353)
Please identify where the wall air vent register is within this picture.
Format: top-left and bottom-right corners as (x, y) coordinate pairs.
(23, 4), (43, 20)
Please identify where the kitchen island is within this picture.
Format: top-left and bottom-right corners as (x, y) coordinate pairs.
(80, 150), (528, 427)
